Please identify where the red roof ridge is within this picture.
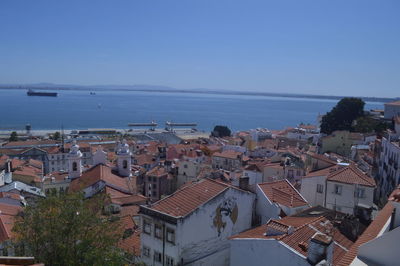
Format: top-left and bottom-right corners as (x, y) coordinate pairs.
(276, 216), (324, 240)
(146, 178), (231, 218)
(327, 165), (375, 187)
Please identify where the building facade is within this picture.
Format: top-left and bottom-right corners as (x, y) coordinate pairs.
(139, 179), (255, 266)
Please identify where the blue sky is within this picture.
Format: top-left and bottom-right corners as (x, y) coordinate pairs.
(0, 0), (399, 97)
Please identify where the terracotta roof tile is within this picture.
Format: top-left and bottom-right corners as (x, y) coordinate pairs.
(327, 166), (376, 187)
(307, 152), (337, 165)
(212, 150), (242, 160)
(69, 164), (133, 194)
(231, 216), (319, 239)
(258, 179), (309, 208)
(146, 166), (168, 177)
(148, 179), (229, 217)
(118, 216), (141, 256)
(305, 165), (342, 178)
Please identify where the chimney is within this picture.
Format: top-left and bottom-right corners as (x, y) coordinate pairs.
(307, 233), (333, 265)
(239, 176), (249, 191)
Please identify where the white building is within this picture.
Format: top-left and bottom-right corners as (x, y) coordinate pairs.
(256, 179), (309, 224)
(301, 165), (376, 216)
(116, 140), (132, 177)
(212, 150), (243, 171)
(139, 178), (255, 266)
(241, 163), (264, 192)
(384, 100), (400, 120)
(249, 128), (272, 142)
(378, 135), (400, 200)
(67, 141), (83, 179)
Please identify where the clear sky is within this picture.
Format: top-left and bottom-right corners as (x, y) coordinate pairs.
(0, 0), (399, 97)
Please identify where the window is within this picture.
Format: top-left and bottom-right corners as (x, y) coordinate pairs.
(166, 256), (174, 266)
(143, 219), (152, 235)
(154, 251), (162, 263)
(152, 183), (157, 189)
(184, 164), (188, 168)
(355, 188), (365, 198)
(72, 162), (77, 171)
(316, 184), (324, 194)
(334, 185), (342, 195)
(123, 160), (128, 169)
(154, 224), (162, 239)
(166, 228), (175, 244)
(142, 246), (150, 257)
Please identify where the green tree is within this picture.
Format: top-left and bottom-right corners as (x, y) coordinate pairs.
(320, 98), (365, 134)
(52, 131), (61, 140)
(212, 125), (231, 137)
(9, 131), (18, 141)
(12, 193), (125, 266)
(353, 116), (389, 134)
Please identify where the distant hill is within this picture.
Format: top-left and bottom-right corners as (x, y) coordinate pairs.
(0, 83), (397, 103)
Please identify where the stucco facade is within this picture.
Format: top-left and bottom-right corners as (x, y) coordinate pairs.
(384, 101), (400, 120)
(230, 239), (309, 266)
(139, 182), (255, 266)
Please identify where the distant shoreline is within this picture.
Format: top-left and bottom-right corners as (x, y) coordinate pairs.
(0, 85), (395, 103)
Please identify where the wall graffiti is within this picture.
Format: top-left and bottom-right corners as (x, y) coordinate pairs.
(212, 197), (238, 236)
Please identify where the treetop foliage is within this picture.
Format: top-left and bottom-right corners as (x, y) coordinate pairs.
(12, 192), (125, 266)
(320, 98), (365, 134)
(212, 125), (231, 137)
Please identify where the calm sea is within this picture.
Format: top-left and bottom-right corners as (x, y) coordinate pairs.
(0, 89), (383, 131)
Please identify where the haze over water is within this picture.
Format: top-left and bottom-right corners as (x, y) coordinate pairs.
(0, 89), (383, 132)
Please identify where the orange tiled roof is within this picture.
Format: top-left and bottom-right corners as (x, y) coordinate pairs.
(258, 179), (309, 208)
(146, 165), (168, 177)
(0, 214), (16, 242)
(212, 150), (242, 160)
(69, 164), (133, 193)
(0, 203), (23, 242)
(120, 205), (140, 218)
(118, 216), (141, 256)
(307, 152), (337, 165)
(3, 140), (58, 147)
(231, 216), (319, 239)
(327, 166), (376, 187)
(0, 155), (10, 166)
(305, 165), (342, 178)
(149, 178), (229, 217)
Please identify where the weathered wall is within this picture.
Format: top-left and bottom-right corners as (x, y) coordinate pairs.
(255, 185), (280, 224)
(178, 188), (255, 265)
(300, 175), (326, 207)
(325, 181), (374, 214)
(230, 239), (309, 266)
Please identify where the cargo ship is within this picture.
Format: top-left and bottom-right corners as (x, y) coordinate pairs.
(27, 89), (58, 97)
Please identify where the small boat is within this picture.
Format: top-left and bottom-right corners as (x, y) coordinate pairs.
(27, 89), (57, 97)
(90, 92), (96, 95)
